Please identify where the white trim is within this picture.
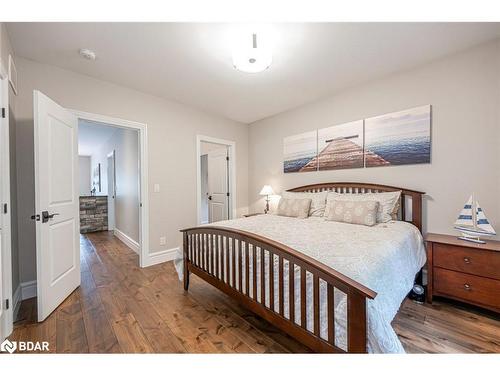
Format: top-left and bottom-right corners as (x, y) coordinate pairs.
(12, 284), (21, 321)
(113, 228), (139, 254)
(106, 151), (116, 231)
(0, 71), (13, 340)
(70, 110), (152, 268)
(20, 280), (37, 300)
(196, 135), (237, 225)
(141, 247), (179, 267)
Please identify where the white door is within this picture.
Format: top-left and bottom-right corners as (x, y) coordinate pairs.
(107, 152), (116, 231)
(207, 148), (229, 223)
(34, 91), (80, 322)
(0, 74), (12, 340)
(0, 232), (4, 340)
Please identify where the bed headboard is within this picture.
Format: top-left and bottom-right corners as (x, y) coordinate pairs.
(287, 182), (425, 232)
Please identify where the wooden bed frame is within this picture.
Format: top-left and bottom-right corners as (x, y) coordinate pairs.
(181, 182), (424, 353)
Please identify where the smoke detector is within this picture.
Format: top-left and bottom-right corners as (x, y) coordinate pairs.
(79, 49), (96, 61)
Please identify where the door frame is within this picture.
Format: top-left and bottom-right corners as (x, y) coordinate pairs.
(106, 150), (116, 231)
(71, 110), (151, 268)
(196, 135), (236, 225)
(0, 61), (13, 339)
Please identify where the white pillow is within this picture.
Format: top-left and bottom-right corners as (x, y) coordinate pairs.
(281, 191), (328, 217)
(276, 198), (312, 219)
(324, 191), (401, 223)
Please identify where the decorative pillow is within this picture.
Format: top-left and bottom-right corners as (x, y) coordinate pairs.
(324, 191), (401, 223)
(276, 198), (312, 219)
(326, 199), (379, 226)
(391, 197), (401, 220)
(281, 191), (328, 217)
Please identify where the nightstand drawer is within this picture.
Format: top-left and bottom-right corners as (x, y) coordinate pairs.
(433, 243), (500, 280)
(434, 268), (500, 310)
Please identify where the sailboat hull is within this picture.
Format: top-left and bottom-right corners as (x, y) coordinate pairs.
(457, 235), (487, 244)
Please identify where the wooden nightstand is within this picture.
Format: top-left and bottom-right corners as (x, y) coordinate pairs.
(426, 233), (500, 313)
(243, 213), (264, 218)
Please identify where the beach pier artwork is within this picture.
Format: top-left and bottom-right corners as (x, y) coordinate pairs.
(365, 105), (431, 168)
(283, 130), (318, 173)
(317, 120), (365, 170)
(282, 105), (431, 173)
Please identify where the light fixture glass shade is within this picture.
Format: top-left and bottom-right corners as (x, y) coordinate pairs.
(259, 185), (275, 196)
(232, 32), (272, 73)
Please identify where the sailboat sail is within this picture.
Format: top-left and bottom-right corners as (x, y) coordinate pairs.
(454, 195), (474, 228)
(454, 195), (496, 236)
(475, 202), (496, 235)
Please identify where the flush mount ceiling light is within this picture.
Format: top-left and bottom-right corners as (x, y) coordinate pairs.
(79, 48), (96, 60)
(232, 32), (272, 73)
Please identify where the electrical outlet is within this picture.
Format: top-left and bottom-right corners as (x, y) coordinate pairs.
(160, 236), (166, 245)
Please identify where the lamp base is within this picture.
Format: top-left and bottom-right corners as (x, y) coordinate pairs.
(264, 196), (270, 214)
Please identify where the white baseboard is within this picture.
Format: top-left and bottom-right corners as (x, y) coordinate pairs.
(20, 280), (37, 300)
(114, 228), (140, 254)
(142, 247), (178, 268)
(12, 284), (21, 320)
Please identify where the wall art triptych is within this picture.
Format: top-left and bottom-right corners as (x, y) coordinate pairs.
(283, 105), (431, 173)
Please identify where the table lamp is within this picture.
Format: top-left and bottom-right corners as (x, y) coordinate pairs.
(259, 185), (275, 214)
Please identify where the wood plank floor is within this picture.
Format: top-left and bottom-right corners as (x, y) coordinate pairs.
(9, 231), (500, 353)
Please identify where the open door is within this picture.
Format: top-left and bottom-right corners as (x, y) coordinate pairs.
(207, 147), (229, 223)
(34, 91), (80, 322)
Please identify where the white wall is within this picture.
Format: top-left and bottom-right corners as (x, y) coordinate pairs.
(248, 40), (500, 239)
(14, 57), (249, 283)
(90, 127), (140, 242)
(78, 155), (91, 196)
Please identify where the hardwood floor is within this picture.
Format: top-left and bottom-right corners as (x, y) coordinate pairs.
(9, 231), (500, 353)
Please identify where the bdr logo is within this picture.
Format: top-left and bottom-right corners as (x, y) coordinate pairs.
(1, 339), (49, 353)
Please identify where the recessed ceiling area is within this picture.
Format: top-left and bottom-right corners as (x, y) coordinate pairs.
(7, 23), (500, 123)
(78, 119), (118, 156)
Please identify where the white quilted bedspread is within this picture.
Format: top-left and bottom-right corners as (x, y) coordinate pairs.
(174, 214), (426, 353)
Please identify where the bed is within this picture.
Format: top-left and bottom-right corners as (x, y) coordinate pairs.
(176, 183), (426, 353)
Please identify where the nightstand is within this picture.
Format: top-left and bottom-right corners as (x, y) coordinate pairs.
(243, 213), (264, 218)
(426, 233), (500, 313)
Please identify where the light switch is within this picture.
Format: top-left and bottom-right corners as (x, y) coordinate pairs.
(154, 183), (160, 193)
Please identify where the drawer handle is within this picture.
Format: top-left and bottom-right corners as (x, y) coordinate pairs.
(463, 257), (471, 264)
(463, 283), (471, 291)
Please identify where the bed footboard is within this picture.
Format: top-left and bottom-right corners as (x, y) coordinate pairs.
(181, 226), (377, 353)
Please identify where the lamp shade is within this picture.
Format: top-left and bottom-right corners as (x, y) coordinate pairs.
(259, 185), (275, 196)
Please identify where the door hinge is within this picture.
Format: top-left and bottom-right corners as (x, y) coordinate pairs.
(5, 299), (9, 310)
(1, 108), (5, 119)
(226, 156), (229, 161)
(2, 203), (6, 214)
(226, 192), (230, 197)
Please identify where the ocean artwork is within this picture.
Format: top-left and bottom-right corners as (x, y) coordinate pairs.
(364, 105), (431, 168)
(283, 130), (318, 173)
(317, 120), (364, 170)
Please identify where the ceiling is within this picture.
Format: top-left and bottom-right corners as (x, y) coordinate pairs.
(78, 119), (118, 156)
(7, 23), (500, 123)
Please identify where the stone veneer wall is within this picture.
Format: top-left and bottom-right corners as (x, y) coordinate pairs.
(80, 196), (108, 233)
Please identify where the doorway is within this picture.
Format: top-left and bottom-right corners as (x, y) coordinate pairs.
(78, 119), (139, 255)
(196, 135), (236, 225)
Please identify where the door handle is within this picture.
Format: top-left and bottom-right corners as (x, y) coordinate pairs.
(42, 211), (59, 223)
(208, 195), (212, 200)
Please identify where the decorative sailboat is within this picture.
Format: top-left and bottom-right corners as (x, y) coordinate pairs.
(454, 193), (496, 244)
